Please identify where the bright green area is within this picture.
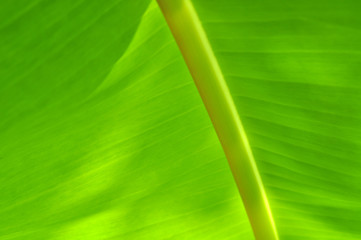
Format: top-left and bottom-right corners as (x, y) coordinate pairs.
(0, 1), (253, 240)
(191, 0), (361, 239)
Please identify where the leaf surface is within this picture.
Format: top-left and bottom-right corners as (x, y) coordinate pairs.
(189, 0), (361, 239)
(2, 0), (361, 239)
(0, 1), (253, 239)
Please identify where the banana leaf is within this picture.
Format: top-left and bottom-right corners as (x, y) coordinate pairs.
(1, 0), (360, 239)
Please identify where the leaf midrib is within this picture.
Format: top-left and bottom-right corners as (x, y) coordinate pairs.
(155, 0), (279, 239)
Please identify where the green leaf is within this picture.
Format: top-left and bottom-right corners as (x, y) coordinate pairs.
(2, 0), (361, 239)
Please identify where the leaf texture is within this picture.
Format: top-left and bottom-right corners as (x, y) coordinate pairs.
(190, 0), (361, 239)
(2, 0), (361, 239)
(0, 1), (253, 239)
